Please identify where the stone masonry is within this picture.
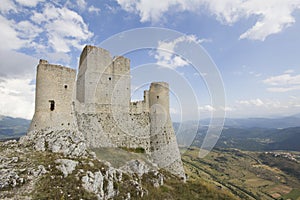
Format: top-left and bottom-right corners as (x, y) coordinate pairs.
(28, 45), (185, 179)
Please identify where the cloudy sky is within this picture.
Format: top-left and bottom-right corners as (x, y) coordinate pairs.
(0, 0), (300, 120)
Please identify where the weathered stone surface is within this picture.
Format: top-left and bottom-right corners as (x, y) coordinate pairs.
(20, 128), (87, 157)
(0, 169), (24, 189)
(30, 165), (47, 177)
(55, 159), (78, 177)
(120, 160), (150, 177)
(81, 167), (120, 200)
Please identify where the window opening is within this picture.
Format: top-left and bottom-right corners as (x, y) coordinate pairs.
(157, 96), (159, 99)
(49, 100), (55, 111)
(108, 77), (111, 80)
(64, 85), (68, 89)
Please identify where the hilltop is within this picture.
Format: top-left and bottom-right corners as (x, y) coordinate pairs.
(0, 139), (236, 199)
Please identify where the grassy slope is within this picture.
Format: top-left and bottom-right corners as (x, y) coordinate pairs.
(182, 147), (300, 200)
(0, 144), (237, 200)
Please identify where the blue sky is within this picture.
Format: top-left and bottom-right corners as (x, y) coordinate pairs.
(0, 0), (300, 120)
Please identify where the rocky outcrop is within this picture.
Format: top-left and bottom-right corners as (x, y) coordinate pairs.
(0, 139), (167, 199)
(55, 159), (78, 177)
(120, 159), (150, 177)
(81, 169), (120, 200)
(19, 128), (87, 157)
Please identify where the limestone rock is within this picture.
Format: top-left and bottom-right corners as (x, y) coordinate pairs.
(82, 169), (119, 200)
(0, 169), (24, 189)
(120, 160), (150, 177)
(82, 171), (104, 199)
(30, 165), (47, 177)
(120, 159), (164, 188)
(55, 159), (78, 177)
(19, 128), (87, 157)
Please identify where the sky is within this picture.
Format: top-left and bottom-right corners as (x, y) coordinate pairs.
(0, 0), (300, 121)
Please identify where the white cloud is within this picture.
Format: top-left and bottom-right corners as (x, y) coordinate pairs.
(0, 50), (37, 77)
(88, 5), (101, 14)
(0, 0), (17, 13)
(236, 98), (291, 109)
(239, 0), (299, 41)
(221, 106), (235, 112)
(0, 16), (26, 50)
(117, 0), (300, 41)
(0, 2), (93, 56)
(16, 20), (43, 41)
(263, 73), (300, 92)
(284, 69), (295, 74)
(155, 35), (203, 68)
(198, 105), (216, 112)
(237, 98), (264, 106)
(266, 86), (300, 93)
(263, 74), (300, 86)
(0, 77), (35, 119)
(15, 0), (45, 7)
(30, 3), (93, 53)
(76, 0), (87, 10)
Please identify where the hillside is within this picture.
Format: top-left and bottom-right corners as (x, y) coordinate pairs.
(182, 147), (300, 200)
(198, 115), (300, 129)
(0, 116), (30, 140)
(191, 126), (300, 151)
(0, 140), (236, 200)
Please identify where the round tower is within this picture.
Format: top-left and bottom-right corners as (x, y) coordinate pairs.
(29, 60), (76, 131)
(149, 82), (169, 114)
(149, 82), (186, 180)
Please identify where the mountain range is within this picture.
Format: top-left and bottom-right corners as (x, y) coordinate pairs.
(175, 114), (300, 151)
(0, 115), (30, 140)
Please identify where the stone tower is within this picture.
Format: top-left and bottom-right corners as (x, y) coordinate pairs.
(29, 60), (76, 131)
(149, 82), (185, 179)
(76, 45), (131, 113)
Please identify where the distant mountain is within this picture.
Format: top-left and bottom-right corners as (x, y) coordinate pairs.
(175, 114), (300, 151)
(198, 114), (300, 129)
(182, 126), (300, 152)
(0, 116), (30, 140)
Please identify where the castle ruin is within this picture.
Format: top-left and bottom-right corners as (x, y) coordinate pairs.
(29, 45), (185, 178)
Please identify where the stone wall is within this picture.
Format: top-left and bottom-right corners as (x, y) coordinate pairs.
(29, 60), (76, 131)
(76, 112), (151, 152)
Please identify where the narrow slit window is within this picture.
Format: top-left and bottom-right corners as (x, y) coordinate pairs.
(49, 100), (55, 111)
(108, 77), (111, 80)
(157, 96), (159, 99)
(64, 84), (68, 89)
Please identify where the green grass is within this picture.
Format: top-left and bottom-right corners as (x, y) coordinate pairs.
(120, 146), (146, 153)
(92, 147), (151, 168)
(140, 171), (237, 200)
(282, 189), (300, 200)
